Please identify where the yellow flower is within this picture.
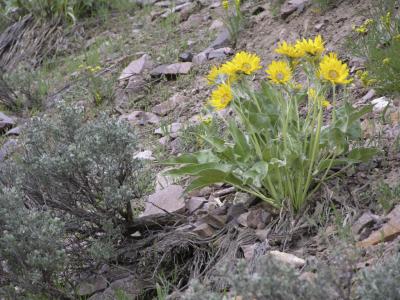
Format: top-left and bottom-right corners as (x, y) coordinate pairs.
(383, 57), (390, 65)
(209, 83), (233, 110)
(308, 88), (317, 99)
(207, 65), (222, 85)
(200, 115), (212, 125)
(394, 34), (400, 42)
(308, 88), (330, 108)
(226, 51), (262, 75)
(322, 100), (331, 108)
(265, 61), (292, 85)
(295, 35), (325, 56)
(381, 11), (391, 28)
(222, 0), (229, 10)
(275, 41), (305, 58)
(319, 52), (352, 85)
(219, 62), (238, 82)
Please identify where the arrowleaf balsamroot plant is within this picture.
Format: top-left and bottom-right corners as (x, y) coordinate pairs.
(221, 0), (243, 46)
(167, 36), (377, 212)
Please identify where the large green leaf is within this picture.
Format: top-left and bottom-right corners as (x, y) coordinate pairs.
(186, 168), (242, 192)
(166, 162), (231, 177)
(347, 147), (379, 162)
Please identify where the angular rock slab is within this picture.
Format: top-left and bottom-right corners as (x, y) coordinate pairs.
(119, 54), (153, 80)
(280, 0), (309, 19)
(140, 185), (185, 217)
(150, 62), (193, 78)
(268, 251), (306, 268)
(357, 205), (400, 248)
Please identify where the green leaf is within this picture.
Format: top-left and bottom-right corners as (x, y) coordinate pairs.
(166, 163), (230, 177)
(347, 147), (379, 162)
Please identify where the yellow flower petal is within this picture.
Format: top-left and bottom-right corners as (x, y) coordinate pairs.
(319, 52), (352, 85)
(265, 61), (292, 85)
(208, 83), (233, 110)
(295, 35), (325, 56)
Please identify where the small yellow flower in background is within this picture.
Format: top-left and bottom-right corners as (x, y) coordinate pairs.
(322, 100), (331, 108)
(353, 18), (374, 34)
(235, 0), (241, 6)
(294, 83), (303, 91)
(275, 41), (305, 58)
(394, 34), (400, 42)
(227, 51), (262, 75)
(308, 88), (317, 99)
(381, 11), (392, 28)
(222, 0), (229, 10)
(295, 35), (325, 56)
(265, 61), (292, 85)
(383, 57), (390, 65)
(319, 52), (352, 85)
(209, 83), (233, 110)
(200, 115), (212, 125)
(308, 88), (330, 108)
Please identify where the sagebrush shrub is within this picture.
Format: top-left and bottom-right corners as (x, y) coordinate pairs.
(0, 102), (152, 297)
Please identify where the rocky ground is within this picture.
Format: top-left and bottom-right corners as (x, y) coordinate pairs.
(1, 0), (400, 299)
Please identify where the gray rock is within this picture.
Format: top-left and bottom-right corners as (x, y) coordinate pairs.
(125, 76), (147, 94)
(89, 276), (145, 300)
(209, 20), (224, 31)
(119, 111), (160, 126)
(0, 112), (15, 132)
(140, 185), (185, 217)
(118, 54), (153, 80)
(280, 0), (309, 19)
(210, 28), (231, 49)
(362, 89), (376, 102)
(208, 47), (234, 60)
(268, 250), (306, 268)
(179, 52), (193, 62)
(151, 93), (184, 116)
(155, 171), (174, 191)
(77, 276), (108, 297)
(150, 62), (193, 78)
(351, 211), (380, 236)
(186, 197), (207, 214)
(5, 126), (21, 136)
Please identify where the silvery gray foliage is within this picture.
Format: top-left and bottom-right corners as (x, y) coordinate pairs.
(0, 187), (66, 298)
(15, 103), (150, 226)
(0, 102), (152, 297)
(356, 253), (400, 300)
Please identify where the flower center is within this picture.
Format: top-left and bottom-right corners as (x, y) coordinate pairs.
(328, 70), (339, 79)
(221, 94), (230, 104)
(242, 63), (252, 72)
(276, 72), (284, 80)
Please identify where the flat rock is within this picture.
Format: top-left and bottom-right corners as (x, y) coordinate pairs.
(371, 96), (391, 113)
(140, 185), (185, 217)
(209, 28), (231, 49)
(200, 213), (227, 228)
(77, 276), (108, 296)
(268, 251), (306, 268)
(280, 0), (309, 19)
(208, 47), (234, 60)
(89, 276), (145, 300)
(357, 205), (400, 248)
(193, 222), (215, 238)
(186, 197), (207, 214)
(247, 208), (271, 229)
(119, 54), (153, 80)
(119, 111), (160, 126)
(209, 19), (224, 31)
(351, 211), (379, 236)
(179, 52), (193, 62)
(237, 212), (250, 227)
(362, 89), (376, 102)
(5, 126), (21, 136)
(233, 192), (255, 205)
(150, 62), (192, 78)
(151, 93), (184, 116)
(125, 76), (147, 93)
(241, 243), (259, 259)
(0, 112), (15, 132)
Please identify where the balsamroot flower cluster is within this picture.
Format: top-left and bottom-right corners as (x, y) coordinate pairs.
(207, 35), (352, 111)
